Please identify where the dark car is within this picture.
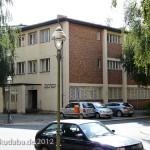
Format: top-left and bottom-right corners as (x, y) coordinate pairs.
(105, 102), (134, 117)
(35, 119), (144, 150)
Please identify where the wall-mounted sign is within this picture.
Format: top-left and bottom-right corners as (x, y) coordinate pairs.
(44, 84), (56, 88)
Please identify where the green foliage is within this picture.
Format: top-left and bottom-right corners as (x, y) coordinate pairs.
(0, 0), (19, 86)
(143, 102), (150, 115)
(123, 0), (150, 74)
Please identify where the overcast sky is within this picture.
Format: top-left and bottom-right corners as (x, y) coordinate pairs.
(9, 0), (126, 28)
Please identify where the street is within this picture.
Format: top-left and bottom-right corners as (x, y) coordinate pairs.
(0, 118), (150, 150)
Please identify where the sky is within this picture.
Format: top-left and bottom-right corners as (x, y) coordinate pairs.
(9, 0), (126, 28)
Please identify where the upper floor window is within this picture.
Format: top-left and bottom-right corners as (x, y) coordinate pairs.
(40, 29), (50, 43)
(28, 60), (37, 73)
(40, 58), (50, 72)
(18, 34), (26, 47)
(17, 62), (25, 74)
(28, 32), (37, 45)
(108, 60), (122, 70)
(107, 34), (122, 44)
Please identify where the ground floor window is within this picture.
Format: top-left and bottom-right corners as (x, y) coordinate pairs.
(127, 87), (150, 99)
(69, 86), (102, 100)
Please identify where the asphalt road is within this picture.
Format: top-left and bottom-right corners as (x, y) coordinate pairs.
(0, 118), (149, 150)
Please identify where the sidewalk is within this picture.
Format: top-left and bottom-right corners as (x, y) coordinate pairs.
(0, 110), (150, 135)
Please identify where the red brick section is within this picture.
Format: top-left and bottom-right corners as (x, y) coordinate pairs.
(108, 43), (122, 58)
(108, 70), (122, 84)
(69, 23), (103, 84)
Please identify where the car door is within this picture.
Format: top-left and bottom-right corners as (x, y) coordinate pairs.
(61, 124), (88, 150)
(38, 123), (63, 150)
(63, 103), (75, 117)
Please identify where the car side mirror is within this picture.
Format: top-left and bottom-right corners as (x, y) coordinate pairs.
(75, 133), (84, 139)
(112, 130), (115, 133)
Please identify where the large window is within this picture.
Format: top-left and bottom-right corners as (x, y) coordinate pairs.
(108, 60), (122, 70)
(40, 58), (50, 72)
(28, 60), (37, 73)
(28, 32), (37, 45)
(107, 34), (122, 44)
(17, 62), (25, 74)
(18, 34), (26, 47)
(40, 29), (50, 43)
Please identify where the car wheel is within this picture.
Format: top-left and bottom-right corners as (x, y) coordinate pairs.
(40, 145), (49, 150)
(79, 114), (84, 119)
(95, 113), (100, 119)
(60, 113), (65, 119)
(116, 110), (123, 117)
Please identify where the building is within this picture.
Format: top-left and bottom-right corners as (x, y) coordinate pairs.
(0, 17), (150, 113)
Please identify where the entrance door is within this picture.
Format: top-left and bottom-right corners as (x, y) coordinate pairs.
(28, 90), (37, 109)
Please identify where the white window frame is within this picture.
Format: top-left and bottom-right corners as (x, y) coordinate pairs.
(40, 29), (50, 43)
(28, 60), (37, 73)
(40, 58), (50, 72)
(28, 32), (37, 45)
(17, 62), (25, 74)
(18, 34), (26, 47)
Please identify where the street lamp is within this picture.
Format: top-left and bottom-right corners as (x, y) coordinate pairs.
(52, 26), (66, 150)
(7, 76), (12, 122)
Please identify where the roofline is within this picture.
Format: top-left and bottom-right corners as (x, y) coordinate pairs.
(21, 17), (122, 33)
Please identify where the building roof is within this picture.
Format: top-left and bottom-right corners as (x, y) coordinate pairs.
(21, 17), (122, 33)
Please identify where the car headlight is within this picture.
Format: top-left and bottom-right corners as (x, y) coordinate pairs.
(116, 147), (125, 150)
(100, 110), (105, 113)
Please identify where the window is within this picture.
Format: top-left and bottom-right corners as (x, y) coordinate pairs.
(108, 60), (122, 70)
(18, 35), (26, 47)
(97, 59), (101, 68)
(28, 60), (37, 73)
(40, 29), (50, 43)
(107, 33), (122, 44)
(42, 123), (63, 136)
(97, 32), (100, 41)
(28, 32), (37, 45)
(17, 62), (25, 74)
(40, 58), (50, 72)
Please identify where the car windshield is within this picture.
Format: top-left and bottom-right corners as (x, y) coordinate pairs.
(80, 122), (114, 138)
(93, 103), (106, 108)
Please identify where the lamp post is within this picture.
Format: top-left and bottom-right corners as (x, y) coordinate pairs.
(7, 76), (12, 122)
(52, 26), (66, 150)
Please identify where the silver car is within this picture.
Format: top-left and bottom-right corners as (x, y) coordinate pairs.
(105, 102), (134, 117)
(60, 102), (95, 119)
(88, 102), (113, 119)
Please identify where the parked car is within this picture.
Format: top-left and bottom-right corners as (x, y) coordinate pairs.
(35, 119), (144, 150)
(105, 102), (134, 117)
(60, 102), (95, 119)
(88, 102), (113, 119)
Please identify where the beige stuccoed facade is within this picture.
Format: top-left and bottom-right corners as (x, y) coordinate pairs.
(11, 21), (70, 113)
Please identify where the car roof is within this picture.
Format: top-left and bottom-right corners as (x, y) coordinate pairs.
(52, 119), (99, 125)
(107, 102), (123, 104)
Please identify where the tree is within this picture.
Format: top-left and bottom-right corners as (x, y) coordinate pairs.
(113, 0), (150, 86)
(0, 0), (18, 112)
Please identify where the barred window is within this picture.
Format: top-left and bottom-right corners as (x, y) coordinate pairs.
(108, 60), (122, 70)
(69, 86), (102, 100)
(108, 87), (122, 99)
(107, 33), (122, 44)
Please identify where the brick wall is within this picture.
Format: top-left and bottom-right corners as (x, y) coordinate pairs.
(69, 23), (103, 84)
(108, 70), (122, 84)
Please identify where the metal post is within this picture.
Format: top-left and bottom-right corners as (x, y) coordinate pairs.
(56, 50), (61, 150)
